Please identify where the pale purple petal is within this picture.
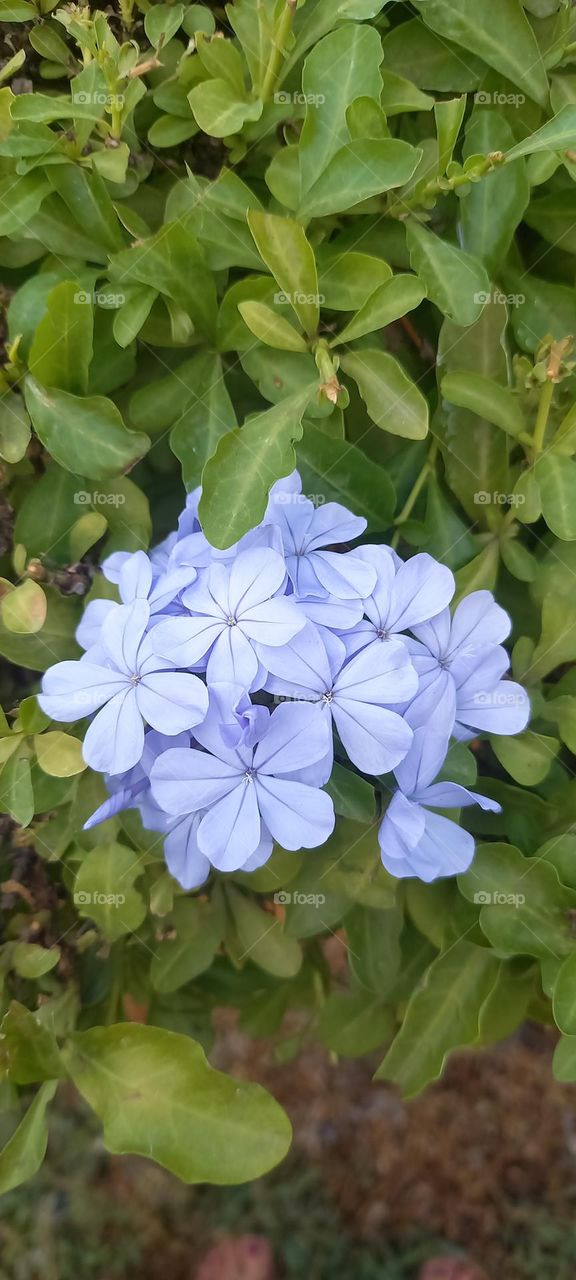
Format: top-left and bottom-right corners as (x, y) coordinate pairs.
(206, 625), (259, 687)
(197, 780), (261, 870)
(334, 639), (418, 706)
(229, 548), (286, 616)
(455, 680), (530, 737)
(255, 775), (335, 849)
(39, 661), (128, 721)
(416, 782), (501, 811)
(150, 747), (242, 815)
(136, 671), (208, 734)
(101, 600), (150, 674)
(150, 615), (222, 666)
(164, 814), (211, 890)
(83, 687), (144, 775)
(76, 599), (116, 651)
(390, 554), (455, 632)
(332, 700), (412, 774)
(312, 550), (377, 600)
(253, 701), (332, 775)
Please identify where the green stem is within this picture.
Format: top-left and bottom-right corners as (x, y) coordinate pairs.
(392, 440), (438, 547)
(388, 151), (505, 218)
(531, 378), (555, 455)
(260, 0), (297, 101)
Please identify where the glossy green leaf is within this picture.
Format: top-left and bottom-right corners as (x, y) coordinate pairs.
(189, 79), (263, 138)
(506, 105), (576, 160)
(413, 0), (549, 105)
(247, 211), (320, 337)
(109, 216), (217, 340)
(0, 391), (30, 463)
(238, 301), (308, 351)
(24, 378), (150, 480)
(298, 23), (384, 195)
(407, 220), (490, 326)
(376, 942), (500, 1096)
(318, 993), (394, 1057)
(28, 280), (93, 395)
(35, 731), (86, 778)
(0, 1003), (63, 1085)
(144, 3), (184, 47)
(440, 372), (525, 438)
(297, 422), (395, 527)
(2, 581), (46, 635)
(341, 349), (429, 440)
(536, 454), (576, 540)
(74, 844), (146, 942)
(0, 1081), (57, 1196)
(298, 139), (421, 219)
(150, 898), (224, 994)
(461, 111), (529, 275)
(228, 888), (303, 978)
(490, 731), (558, 786)
(63, 1024), (291, 1183)
(199, 385), (314, 548)
(332, 274), (426, 347)
(12, 942), (60, 979)
(170, 351), (238, 489)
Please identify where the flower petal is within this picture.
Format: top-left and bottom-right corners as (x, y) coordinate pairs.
(197, 780), (261, 871)
(137, 671), (208, 734)
(255, 775), (335, 849)
(332, 699), (412, 774)
(150, 747), (242, 815)
(253, 701), (332, 775)
(39, 661), (128, 721)
(164, 814), (211, 890)
(83, 687), (144, 775)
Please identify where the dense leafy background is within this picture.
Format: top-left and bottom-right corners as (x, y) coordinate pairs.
(1, 0), (576, 1191)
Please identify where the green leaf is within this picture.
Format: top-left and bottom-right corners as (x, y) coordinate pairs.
(150, 898), (224, 995)
(0, 1003), (63, 1085)
(0, 391), (30, 463)
(383, 19), (485, 92)
(461, 111), (529, 275)
(109, 216), (217, 341)
(318, 993), (393, 1057)
(73, 844), (146, 942)
(34, 731), (86, 778)
(28, 280), (93, 395)
(144, 3), (184, 47)
(341, 349), (429, 440)
(12, 942), (60, 979)
(407, 221), (490, 326)
(64, 1025), (291, 1184)
(505, 105), (576, 161)
(238, 301), (307, 352)
(228, 888), (302, 978)
(332, 274), (426, 348)
(325, 764), (376, 823)
(536, 454), (576, 540)
(0, 1081), (57, 1196)
(503, 270), (576, 352)
(285, 0), (385, 73)
(188, 79), (263, 138)
(298, 23), (384, 196)
(0, 171), (50, 236)
(317, 250), (392, 311)
(413, 0), (549, 106)
(530, 595), (576, 680)
(298, 139), (421, 219)
(47, 166), (123, 254)
(112, 286), (157, 349)
(553, 952), (576, 1035)
(247, 211), (320, 337)
(376, 942), (500, 1096)
(170, 351), (238, 489)
(490, 731), (558, 786)
(440, 371), (525, 438)
(346, 905), (402, 995)
(2, 581), (47, 635)
(553, 1035), (576, 1082)
(297, 423), (395, 527)
(435, 96), (466, 173)
(24, 378), (150, 481)
(199, 385), (314, 548)
(0, 747), (34, 826)
(0, 588), (80, 671)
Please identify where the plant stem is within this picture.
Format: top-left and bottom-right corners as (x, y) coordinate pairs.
(261, 0), (297, 101)
(531, 378), (554, 455)
(388, 151), (505, 218)
(392, 440), (438, 547)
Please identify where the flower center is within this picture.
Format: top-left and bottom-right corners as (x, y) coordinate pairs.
(376, 627), (390, 641)
(227, 615), (238, 627)
(322, 689), (334, 705)
(243, 768), (255, 785)
(438, 655), (452, 671)
(129, 673), (141, 684)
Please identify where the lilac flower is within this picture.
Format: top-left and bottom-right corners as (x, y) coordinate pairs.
(265, 491), (377, 600)
(261, 621), (417, 774)
(77, 550), (197, 650)
(151, 547), (304, 687)
(378, 712), (500, 882)
(150, 702), (335, 872)
(39, 600), (208, 775)
(342, 546), (455, 657)
(406, 591), (529, 737)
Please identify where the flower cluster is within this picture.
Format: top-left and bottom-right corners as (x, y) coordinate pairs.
(39, 474), (530, 889)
